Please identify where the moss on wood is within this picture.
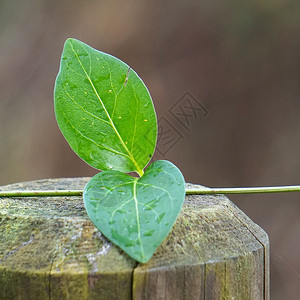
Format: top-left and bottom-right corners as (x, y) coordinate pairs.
(0, 178), (269, 299)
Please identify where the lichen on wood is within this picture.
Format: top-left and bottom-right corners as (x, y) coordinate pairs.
(0, 178), (269, 299)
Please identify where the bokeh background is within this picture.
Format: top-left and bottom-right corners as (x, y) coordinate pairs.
(1, 0), (299, 298)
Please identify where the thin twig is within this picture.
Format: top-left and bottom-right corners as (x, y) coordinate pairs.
(0, 185), (300, 197)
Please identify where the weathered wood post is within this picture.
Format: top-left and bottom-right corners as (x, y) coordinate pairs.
(0, 178), (269, 299)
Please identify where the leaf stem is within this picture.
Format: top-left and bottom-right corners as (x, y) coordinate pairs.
(0, 190), (83, 198)
(1, 185), (300, 198)
(138, 169), (144, 177)
(185, 185), (300, 195)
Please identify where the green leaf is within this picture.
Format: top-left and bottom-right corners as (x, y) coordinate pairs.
(54, 38), (157, 175)
(83, 160), (185, 263)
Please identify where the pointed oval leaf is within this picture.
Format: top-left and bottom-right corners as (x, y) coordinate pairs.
(54, 38), (157, 174)
(83, 160), (185, 263)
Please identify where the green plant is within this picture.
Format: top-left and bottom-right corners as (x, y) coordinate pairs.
(54, 38), (185, 263)
(1, 38), (299, 263)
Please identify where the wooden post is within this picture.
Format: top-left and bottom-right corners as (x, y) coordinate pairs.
(0, 178), (269, 299)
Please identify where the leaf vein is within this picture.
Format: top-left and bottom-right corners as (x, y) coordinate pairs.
(62, 85), (112, 126)
(133, 180), (144, 258)
(137, 182), (174, 210)
(69, 40), (143, 175)
(61, 111), (130, 159)
(131, 84), (139, 152)
(110, 196), (134, 223)
(67, 66), (86, 78)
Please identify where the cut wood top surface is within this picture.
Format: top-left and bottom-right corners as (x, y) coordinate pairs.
(0, 178), (269, 300)
(0, 177), (268, 269)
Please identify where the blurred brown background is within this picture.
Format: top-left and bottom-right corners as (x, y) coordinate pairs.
(0, 0), (299, 298)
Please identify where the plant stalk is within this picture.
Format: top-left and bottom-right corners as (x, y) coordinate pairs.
(185, 185), (300, 195)
(0, 190), (83, 198)
(1, 185), (300, 198)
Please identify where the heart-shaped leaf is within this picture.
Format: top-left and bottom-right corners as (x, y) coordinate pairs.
(54, 38), (157, 175)
(83, 160), (185, 263)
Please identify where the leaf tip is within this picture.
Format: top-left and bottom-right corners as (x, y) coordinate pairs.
(65, 37), (75, 44)
(63, 37), (81, 49)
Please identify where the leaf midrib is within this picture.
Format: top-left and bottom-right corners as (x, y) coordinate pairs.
(133, 179), (144, 259)
(69, 40), (143, 176)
